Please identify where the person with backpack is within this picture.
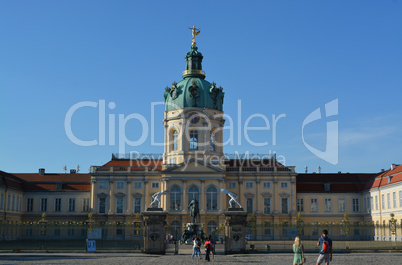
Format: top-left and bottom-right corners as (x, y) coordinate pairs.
(316, 229), (333, 265)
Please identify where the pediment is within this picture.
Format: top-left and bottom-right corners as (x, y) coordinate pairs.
(244, 192), (255, 198)
(163, 159), (223, 173)
(261, 192), (272, 198)
(279, 192), (290, 197)
(132, 192), (143, 198)
(97, 192), (108, 198)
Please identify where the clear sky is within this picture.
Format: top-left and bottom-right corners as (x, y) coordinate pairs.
(1, 0), (401, 174)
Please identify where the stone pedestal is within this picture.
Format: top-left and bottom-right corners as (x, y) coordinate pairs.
(142, 208), (168, 254)
(223, 209), (247, 254)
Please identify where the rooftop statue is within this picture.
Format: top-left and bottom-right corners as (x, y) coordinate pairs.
(221, 189), (242, 209)
(189, 25), (200, 47)
(149, 190), (167, 208)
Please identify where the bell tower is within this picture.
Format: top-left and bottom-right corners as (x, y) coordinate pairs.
(163, 27), (225, 168)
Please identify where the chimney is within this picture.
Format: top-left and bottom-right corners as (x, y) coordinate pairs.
(70, 169), (77, 174)
(39, 168), (45, 176)
(381, 169), (385, 172)
(391, 164), (396, 170)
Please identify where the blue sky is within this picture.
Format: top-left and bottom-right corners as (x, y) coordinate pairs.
(1, 0), (401, 173)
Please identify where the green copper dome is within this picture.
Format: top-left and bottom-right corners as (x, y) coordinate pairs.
(164, 46), (224, 111)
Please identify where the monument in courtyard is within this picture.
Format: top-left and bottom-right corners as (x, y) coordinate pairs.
(181, 197), (205, 243)
(142, 190), (168, 254)
(221, 189), (248, 254)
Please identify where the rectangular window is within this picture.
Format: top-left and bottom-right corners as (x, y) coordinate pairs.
(54, 229), (60, 236)
(116, 182), (124, 189)
(324, 198), (332, 212)
(7, 195), (11, 210)
(41, 198), (48, 212)
(56, 183), (62, 190)
(246, 198), (253, 214)
(68, 228), (74, 236)
(134, 198), (141, 213)
(82, 198), (90, 212)
(263, 198), (271, 214)
(55, 198), (62, 212)
(99, 182), (107, 189)
(310, 198), (318, 212)
(281, 198), (289, 214)
(151, 182), (159, 189)
(400, 190), (402, 207)
(366, 197), (371, 213)
(387, 193), (391, 209)
(16, 196), (19, 212)
(169, 158), (176, 164)
(352, 198), (360, 212)
(11, 195), (15, 211)
(392, 192), (396, 208)
(245, 182), (253, 188)
(134, 182), (142, 189)
(99, 198), (106, 214)
(375, 195), (379, 210)
(338, 198), (346, 212)
(381, 194), (385, 210)
(280, 182), (288, 188)
(363, 197), (367, 213)
(264, 222), (271, 236)
(27, 198), (34, 212)
(297, 198), (304, 212)
(228, 182), (236, 189)
(116, 197), (124, 214)
(0, 193), (3, 209)
(69, 198), (76, 212)
(263, 182), (271, 189)
(371, 196), (374, 211)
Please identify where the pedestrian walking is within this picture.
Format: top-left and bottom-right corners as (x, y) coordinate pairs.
(316, 229), (333, 265)
(292, 236), (304, 265)
(204, 236), (212, 262)
(208, 235), (215, 261)
(191, 235), (201, 259)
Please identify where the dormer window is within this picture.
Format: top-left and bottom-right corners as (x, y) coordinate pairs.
(324, 183), (331, 192)
(56, 183), (62, 190)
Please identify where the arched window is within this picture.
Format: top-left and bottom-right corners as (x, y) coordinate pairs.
(206, 186), (218, 211)
(207, 221), (217, 236)
(187, 186), (200, 206)
(190, 130), (198, 150)
(170, 221), (181, 238)
(210, 131), (215, 152)
(172, 131), (178, 151)
(170, 186), (182, 211)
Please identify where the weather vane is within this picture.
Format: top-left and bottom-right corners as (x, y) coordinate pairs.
(189, 26), (200, 47)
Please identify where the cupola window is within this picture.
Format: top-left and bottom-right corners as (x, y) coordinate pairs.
(172, 131), (178, 151)
(190, 130), (198, 150)
(210, 131), (215, 152)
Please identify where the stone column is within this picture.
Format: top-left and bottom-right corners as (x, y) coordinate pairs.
(239, 178), (244, 208)
(143, 180), (148, 210)
(108, 180), (114, 214)
(223, 209), (247, 254)
(255, 178), (260, 213)
(219, 179), (223, 211)
(182, 179), (187, 213)
(90, 180), (96, 212)
(200, 179), (205, 212)
(126, 181), (132, 214)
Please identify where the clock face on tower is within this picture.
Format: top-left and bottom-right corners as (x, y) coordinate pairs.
(188, 112), (200, 124)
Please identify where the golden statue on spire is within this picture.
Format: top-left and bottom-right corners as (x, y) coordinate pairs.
(189, 26), (201, 47)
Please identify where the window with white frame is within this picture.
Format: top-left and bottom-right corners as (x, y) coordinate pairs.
(169, 158), (176, 164)
(40, 198), (47, 212)
(170, 186), (182, 211)
(69, 198), (76, 212)
(55, 198), (62, 212)
(189, 130), (198, 150)
(338, 198), (346, 212)
(99, 197), (106, 214)
(173, 131), (178, 151)
(263, 198), (271, 214)
(116, 197), (124, 214)
(263, 182), (271, 189)
(281, 198), (289, 214)
(134, 182), (142, 189)
(245, 182), (253, 188)
(352, 198), (360, 212)
(134, 198), (141, 213)
(297, 198), (304, 212)
(381, 194), (385, 210)
(206, 186), (218, 211)
(371, 196), (374, 211)
(310, 198), (318, 212)
(151, 182), (159, 189)
(393, 192), (396, 208)
(26, 198), (34, 212)
(116, 182), (124, 189)
(324, 198), (332, 212)
(280, 182), (288, 188)
(99, 182), (107, 189)
(400, 190), (402, 207)
(82, 198), (90, 212)
(228, 182), (236, 189)
(387, 193), (391, 209)
(375, 195), (379, 210)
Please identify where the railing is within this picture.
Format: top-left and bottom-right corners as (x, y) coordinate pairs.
(91, 166), (162, 173)
(225, 166), (294, 173)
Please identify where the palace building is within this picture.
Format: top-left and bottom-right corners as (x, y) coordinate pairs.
(1, 31), (401, 241)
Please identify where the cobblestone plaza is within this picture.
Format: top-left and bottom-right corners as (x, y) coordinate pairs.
(0, 253), (401, 265)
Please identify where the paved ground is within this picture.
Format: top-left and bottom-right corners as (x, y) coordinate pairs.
(0, 253), (401, 265)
